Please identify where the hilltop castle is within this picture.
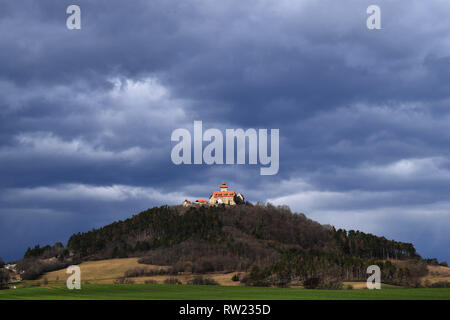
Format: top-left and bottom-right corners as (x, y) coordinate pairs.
(183, 182), (244, 207)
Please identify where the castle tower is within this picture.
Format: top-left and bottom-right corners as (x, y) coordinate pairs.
(220, 182), (228, 191)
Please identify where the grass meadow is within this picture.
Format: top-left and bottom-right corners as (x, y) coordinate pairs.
(0, 284), (449, 300)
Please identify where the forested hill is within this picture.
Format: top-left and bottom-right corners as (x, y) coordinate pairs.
(63, 204), (417, 261)
(19, 203), (427, 287)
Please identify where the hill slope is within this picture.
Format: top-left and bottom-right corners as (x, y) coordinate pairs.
(16, 203), (432, 287)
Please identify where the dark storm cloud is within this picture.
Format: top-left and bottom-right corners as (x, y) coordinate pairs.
(0, 0), (450, 262)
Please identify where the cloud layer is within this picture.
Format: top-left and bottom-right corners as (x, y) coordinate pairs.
(1, 0), (450, 262)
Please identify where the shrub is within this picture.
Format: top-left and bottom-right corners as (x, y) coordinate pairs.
(267, 274), (290, 288)
(124, 267), (172, 278)
(113, 277), (135, 284)
(404, 279), (423, 288)
(440, 261), (448, 267)
(346, 284), (354, 290)
(231, 274), (240, 282)
(318, 279), (343, 290)
(144, 279), (158, 284)
(164, 277), (182, 285)
(241, 278), (269, 287)
(429, 281), (450, 288)
(303, 277), (321, 289)
(239, 266), (270, 287)
(188, 276), (218, 285)
(303, 277), (342, 289)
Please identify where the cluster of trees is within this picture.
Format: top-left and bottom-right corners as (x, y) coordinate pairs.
(428, 281), (450, 288)
(137, 238), (280, 274)
(0, 257), (9, 288)
(24, 242), (68, 260)
(16, 258), (77, 280)
(0, 269), (8, 288)
(262, 248), (425, 287)
(187, 275), (219, 285)
(331, 229), (418, 260)
(425, 258), (448, 267)
(124, 267), (174, 278)
(19, 243), (73, 281)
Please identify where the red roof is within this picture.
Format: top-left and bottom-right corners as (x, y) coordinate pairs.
(212, 191), (235, 198)
(196, 199), (207, 203)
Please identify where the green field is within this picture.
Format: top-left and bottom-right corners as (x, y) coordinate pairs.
(1, 284), (449, 300)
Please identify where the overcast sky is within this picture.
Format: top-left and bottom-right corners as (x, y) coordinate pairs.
(1, 0), (450, 263)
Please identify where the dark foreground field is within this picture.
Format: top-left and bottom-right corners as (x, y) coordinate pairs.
(0, 284), (449, 300)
